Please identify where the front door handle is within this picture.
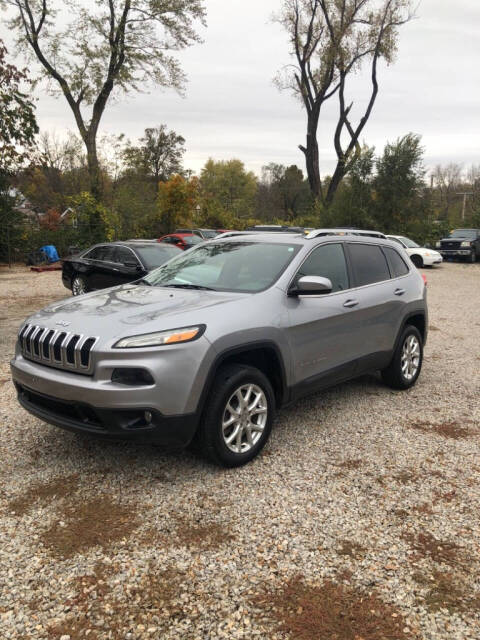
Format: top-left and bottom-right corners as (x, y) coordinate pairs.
(343, 299), (359, 308)
(394, 288), (405, 296)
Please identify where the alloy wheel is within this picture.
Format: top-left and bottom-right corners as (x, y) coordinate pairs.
(222, 384), (268, 454)
(72, 277), (86, 296)
(401, 335), (421, 381)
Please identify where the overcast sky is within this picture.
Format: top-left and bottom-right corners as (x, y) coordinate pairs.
(1, 0), (479, 178)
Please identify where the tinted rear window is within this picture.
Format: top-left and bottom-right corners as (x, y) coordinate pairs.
(135, 245), (180, 269)
(384, 247), (409, 278)
(348, 243), (390, 287)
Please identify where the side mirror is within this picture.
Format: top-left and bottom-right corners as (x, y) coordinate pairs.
(289, 275), (333, 297)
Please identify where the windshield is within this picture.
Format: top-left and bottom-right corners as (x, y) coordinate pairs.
(145, 241), (301, 292)
(199, 229), (218, 239)
(398, 236), (420, 248)
(134, 245), (180, 269)
(449, 229), (476, 239)
(183, 235), (203, 246)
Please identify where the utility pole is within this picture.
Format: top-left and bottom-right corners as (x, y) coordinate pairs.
(456, 192), (473, 221)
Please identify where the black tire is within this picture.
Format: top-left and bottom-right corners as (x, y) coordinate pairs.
(410, 254), (423, 268)
(197, 364), (275, 467)
(381, 325), (423, 390)
(469, 250), (476, 263)
(71, 275), (88, 296)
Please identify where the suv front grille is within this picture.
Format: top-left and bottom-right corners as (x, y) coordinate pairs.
(19, 324), (98, 375)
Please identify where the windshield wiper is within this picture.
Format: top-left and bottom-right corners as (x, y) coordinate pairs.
(134, 278), (152, 286)
(164, 284), (217, 291)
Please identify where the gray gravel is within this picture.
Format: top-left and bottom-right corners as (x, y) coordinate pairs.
(0, 262), (479, 640)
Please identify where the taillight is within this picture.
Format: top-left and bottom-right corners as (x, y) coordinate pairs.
(421, 274), (427, 286)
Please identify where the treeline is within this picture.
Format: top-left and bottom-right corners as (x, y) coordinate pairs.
(2, 128), (480, 262)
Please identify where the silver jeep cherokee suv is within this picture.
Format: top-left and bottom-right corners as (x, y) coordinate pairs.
(11, 230), (427, 467)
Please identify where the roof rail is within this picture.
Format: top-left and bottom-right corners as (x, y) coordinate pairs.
(306, 228), (386, 240)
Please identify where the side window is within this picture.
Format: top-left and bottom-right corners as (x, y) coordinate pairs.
(100, 246), (116, 263)
(114, 247), (139, 265)
(383, 247), (409, 278)
(348, 243), (391, 287)
(295, 243), (349, 293)
(84, 246), (103, 260)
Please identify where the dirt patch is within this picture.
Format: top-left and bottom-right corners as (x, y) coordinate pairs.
(411, 420), (476, 440)
(254, 575), (417, 640)
(403, 531), (462, 567)
(40, 496), (139, 558)
(334, 459), (363, 471)
(336, 539), (367, 559)
(394, 469), (419, 485)
(142, 515), (233, 551)
(49, 562), (185, 640)
(413, 570), (480, 614)
(8, 474), (79, 516)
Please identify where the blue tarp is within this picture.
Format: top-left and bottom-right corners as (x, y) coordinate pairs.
(40, 245), (60, 263)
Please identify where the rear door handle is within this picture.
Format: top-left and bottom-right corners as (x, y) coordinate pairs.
(394, 288), (405, 296)
(343, 299), (359, 308)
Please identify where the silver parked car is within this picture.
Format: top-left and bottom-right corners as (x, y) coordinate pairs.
(11, 229), (428, 467)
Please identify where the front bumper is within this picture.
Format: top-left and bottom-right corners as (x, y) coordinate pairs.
(423, 254), (443, 266)
(15, 383), (198, 446)
(440, 249), (472, 257)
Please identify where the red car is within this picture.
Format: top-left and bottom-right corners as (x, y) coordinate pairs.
(157, 233), (204, 251)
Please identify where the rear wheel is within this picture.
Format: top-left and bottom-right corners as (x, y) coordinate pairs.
(198, 364), (275, 467)
(381, 325), (423, 390)
(72, 275), (87, 296)
(410, 254), (423, 268)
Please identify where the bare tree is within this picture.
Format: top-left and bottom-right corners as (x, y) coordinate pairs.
(275, 0), (413, 205)
(4, 0), (206, 199)
(432, 163), (463, 219)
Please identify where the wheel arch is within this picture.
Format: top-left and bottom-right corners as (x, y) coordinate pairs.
(196, 341), (289, 418)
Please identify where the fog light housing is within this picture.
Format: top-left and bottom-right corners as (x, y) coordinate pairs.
(111, 368), (154, 386)
(144, 410), (153, 424)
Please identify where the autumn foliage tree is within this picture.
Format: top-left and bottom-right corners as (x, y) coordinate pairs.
(156, 175), (200, 235)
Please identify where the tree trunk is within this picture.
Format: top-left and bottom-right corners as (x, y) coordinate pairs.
(85, 136), (101, 200)
(300, 114), (323, 202)
(325, 160), (347, 207)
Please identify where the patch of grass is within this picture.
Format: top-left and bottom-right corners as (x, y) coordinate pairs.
(403, 531), (461, 566)
(8, 474), (79, 516)
(413, 570), (480, 614)
(336, 540), (367, 559)
(411, 419), (476, 440)
(40, 496), (139, 558)
(254, 575), (417, 640)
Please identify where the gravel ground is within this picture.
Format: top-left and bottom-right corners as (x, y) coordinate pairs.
(0, 262), (479, 640)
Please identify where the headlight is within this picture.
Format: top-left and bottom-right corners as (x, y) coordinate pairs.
(114, 325), (205, 349)
(435, 242), (441, 248)
(460, 241), (471, 247)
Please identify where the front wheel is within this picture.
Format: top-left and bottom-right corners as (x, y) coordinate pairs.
(198, 364), (275, 467)
(381, 325), (423, 390)
(410, 254), (423, 268)
(72, 275), (88, 296)
(469, 250), (476, 263)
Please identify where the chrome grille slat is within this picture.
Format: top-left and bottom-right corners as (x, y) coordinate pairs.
(18, 324), (97, 375)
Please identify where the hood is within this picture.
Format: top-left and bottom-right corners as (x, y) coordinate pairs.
(24, 284), (248, 343)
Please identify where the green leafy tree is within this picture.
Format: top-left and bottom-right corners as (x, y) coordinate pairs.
(275, 0), (413, 206)
(4, 0), (206, 198)
(0, 39), (38, 170)
(123, 125), (186, 193)
(200, 159), (258, 219)
(373, 133), (427, 234)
